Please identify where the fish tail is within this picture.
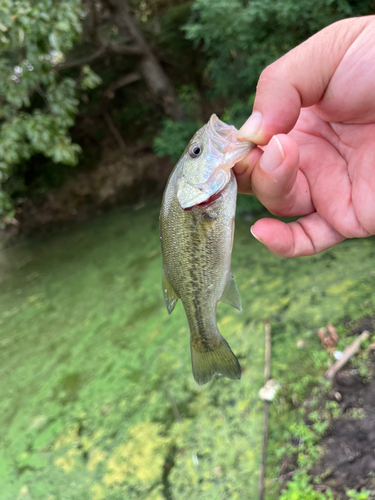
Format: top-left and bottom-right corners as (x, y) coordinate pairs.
(190, 334), (241, 385)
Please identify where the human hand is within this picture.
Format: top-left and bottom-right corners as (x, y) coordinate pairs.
(234, 16), (375, 257)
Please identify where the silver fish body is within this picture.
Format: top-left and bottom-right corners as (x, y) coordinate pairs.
(160, 115), (255, 385)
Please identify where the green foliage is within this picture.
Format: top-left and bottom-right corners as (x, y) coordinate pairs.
(185, 0), (374, 99)
(280, 463), (371, 499)
(0, 190), (13, 213)
(348, 344), (373, 383)
(236, 193), (264, 217)
(1, 0), (374, 217)
(0, 0), (103, 213)
(152, 62), (207, 163)
(346, 489), (371, 500)
(178, 84), (202, 121)
(114, 99), (156, 140)
(280, 471), (335, 499)
(81, 65), (102, 90)
(157, 2), (204, 79)
(153, 119), (202, 162)
(2, 0), (373, 217)
(221, 95), (255, 130)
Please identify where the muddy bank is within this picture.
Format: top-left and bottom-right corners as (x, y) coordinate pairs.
(312, 362), (375, 497)
(5, 147), (173, 237)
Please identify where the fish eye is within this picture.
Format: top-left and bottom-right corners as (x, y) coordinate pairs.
(189, 143), (203, 159)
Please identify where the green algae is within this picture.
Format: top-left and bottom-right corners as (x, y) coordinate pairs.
(0, 203), (375, 499)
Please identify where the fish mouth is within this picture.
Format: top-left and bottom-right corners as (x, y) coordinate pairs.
(208, 114), (254, 158)
(182, 189), (223, 211)
(177, 168), (229, 210)
(208, 114), (236, 144)
(177, 115), (255, 210)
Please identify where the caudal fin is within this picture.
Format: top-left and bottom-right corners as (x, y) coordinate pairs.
(191, 335), (241, 385)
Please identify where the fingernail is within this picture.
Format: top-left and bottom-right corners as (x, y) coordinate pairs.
(259, 135), (285, 172)
(237, 112), (262, 141)
(250, 225), (264, 243)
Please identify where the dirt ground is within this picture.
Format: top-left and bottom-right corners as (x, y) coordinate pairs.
(314, 369), (375, 496)
(312, 319), (375, 497)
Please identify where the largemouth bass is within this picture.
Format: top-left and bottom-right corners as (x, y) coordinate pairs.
(160, 115), (255, 385)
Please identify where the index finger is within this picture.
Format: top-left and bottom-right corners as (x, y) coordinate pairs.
(237, 16), (375, 145)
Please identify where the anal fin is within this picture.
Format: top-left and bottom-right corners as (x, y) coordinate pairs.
(220, 273), (242, 311)
(162, 269), (179, 315)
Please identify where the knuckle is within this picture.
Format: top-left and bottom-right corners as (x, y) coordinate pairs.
(257, 65), (277, 90)
(266, 193), (296, 218)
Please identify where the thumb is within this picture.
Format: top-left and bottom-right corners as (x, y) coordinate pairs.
(237, 16), (374, 145)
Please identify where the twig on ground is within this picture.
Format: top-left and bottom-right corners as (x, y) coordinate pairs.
(264, 319), (271, 382)
(259, 318), (272, 500)
(324, 330), (369, 381)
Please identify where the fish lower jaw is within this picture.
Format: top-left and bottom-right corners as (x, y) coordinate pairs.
(182, 189), (223, 212)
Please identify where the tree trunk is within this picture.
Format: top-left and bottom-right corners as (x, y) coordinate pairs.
(102, 0), (186, 121)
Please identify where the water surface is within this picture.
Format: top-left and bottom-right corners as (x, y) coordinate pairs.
(1, 201), (375, 499)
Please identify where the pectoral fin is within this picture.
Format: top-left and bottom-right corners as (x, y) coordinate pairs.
(162, 269), (179, 315)
(220, 273), (242, 311)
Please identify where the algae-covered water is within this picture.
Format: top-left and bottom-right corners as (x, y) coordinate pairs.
(1, 201), (375, 500)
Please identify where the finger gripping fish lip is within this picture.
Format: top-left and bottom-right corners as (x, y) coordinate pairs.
(208, 114), (255, 154)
